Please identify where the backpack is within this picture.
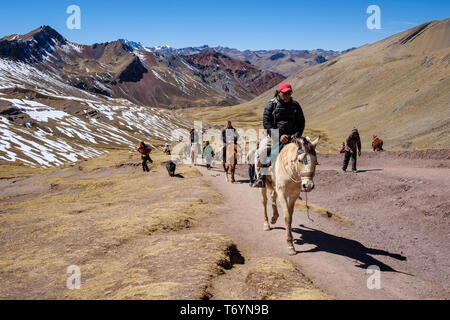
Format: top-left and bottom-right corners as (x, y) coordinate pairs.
(270, 98), (279, 127)
(270, 96), (299, 128)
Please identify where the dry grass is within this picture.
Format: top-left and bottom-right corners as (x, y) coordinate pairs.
(66, 233), (240, 300)
(0, 148), (232, 299)
(245, 257), (332, 300)
(0, 160), (59, 180)
(294, 201), (354, 225)
(0, 147), (332, 300)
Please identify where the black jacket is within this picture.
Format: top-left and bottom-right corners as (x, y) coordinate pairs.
(263, 96), (305, 138)
(222, 126), (239, 144)
(345, 133), (361, 152)
(190, 129), (199, 143)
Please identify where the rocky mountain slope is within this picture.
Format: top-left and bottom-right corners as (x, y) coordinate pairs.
(182, 49), (285, 100)
(211, 47), (344, 77)
(0, 85), (190, 167)
(0, 26), (285, 167)
(0, 26), (285, 109)
(134, 42), (343, 77)
(0, 30), (192, 167)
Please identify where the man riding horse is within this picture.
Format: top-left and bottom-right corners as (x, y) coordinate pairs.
(222, 121), (239, 182)
(252, 82), (305, 188)
(221, 121), (239, 162)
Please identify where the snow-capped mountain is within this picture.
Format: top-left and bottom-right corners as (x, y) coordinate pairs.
(0, 27), (194, 167)
(118, 39), (153, 52)
(118, 40), (174, 54)
(145, 44), (343, 76)
(0, 26), (285, 108)
(0, 49), (192, 167)
(0, 26), (287, 167)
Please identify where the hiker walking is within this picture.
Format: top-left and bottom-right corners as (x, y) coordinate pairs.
(202, 141), (215, 169)
(252, 83), (305, 188)
(342, 128), (362, 173)
(137, 142), (153, 172)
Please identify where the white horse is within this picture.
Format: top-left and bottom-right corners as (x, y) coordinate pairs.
(260, 136), (319, 255)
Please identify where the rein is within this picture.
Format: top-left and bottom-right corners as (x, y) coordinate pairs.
(303, 190), (314, 222)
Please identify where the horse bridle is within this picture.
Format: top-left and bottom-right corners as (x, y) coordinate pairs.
(297, 149), (315, 179)
(281, 148), (315, 184)
(278, 145), (316, 221)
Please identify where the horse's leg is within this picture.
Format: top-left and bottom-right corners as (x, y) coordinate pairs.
(260, 188), (270, 231)
(278, 190), (296, 255)
(222, 162), (227, 181)
(231, 165), (236, 183)
(224, 165), (229, 182)
(270, 187), (279, 224)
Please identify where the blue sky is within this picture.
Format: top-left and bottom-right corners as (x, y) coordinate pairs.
(1, 0), (449, 51)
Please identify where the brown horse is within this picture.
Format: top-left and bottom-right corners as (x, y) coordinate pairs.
(260, 136), (320, 255)
(223, 143), (237, 183)
(372, 135), (384, 151)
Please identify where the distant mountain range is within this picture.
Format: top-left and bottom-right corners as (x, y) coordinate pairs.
(0, 26), (285, 109)
(0, 25), (287, 166)
(119, 39), (348, 77)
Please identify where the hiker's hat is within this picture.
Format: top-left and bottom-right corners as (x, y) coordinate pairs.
(279, 83), (293, 93)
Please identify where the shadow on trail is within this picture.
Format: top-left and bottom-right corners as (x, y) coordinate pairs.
(356, 169), (384, 173)
(235, 179), (251, 184)
(195, 164), (224, 173)
(292, 224), (411, 274)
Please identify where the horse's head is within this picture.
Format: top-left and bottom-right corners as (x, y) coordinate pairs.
(292, 136), (320, 192)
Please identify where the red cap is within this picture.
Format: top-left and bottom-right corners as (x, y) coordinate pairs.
(278, 83), (293, 93)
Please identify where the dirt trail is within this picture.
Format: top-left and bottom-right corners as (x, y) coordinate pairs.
(194, 150), (450, 299)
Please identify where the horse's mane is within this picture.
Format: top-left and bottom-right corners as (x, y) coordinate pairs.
(300, 138), (316, 157)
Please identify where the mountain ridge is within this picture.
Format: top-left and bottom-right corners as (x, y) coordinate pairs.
(124, 42), (344, 77)
(0, 26), (286, 108)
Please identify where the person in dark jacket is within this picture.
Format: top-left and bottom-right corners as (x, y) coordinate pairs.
(137, 142), (153, 172)
(253, 83), (305, 188)
(262, 83), (305, 143)
(221, 121), (239, 164)
(342, 128), (362, 173)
